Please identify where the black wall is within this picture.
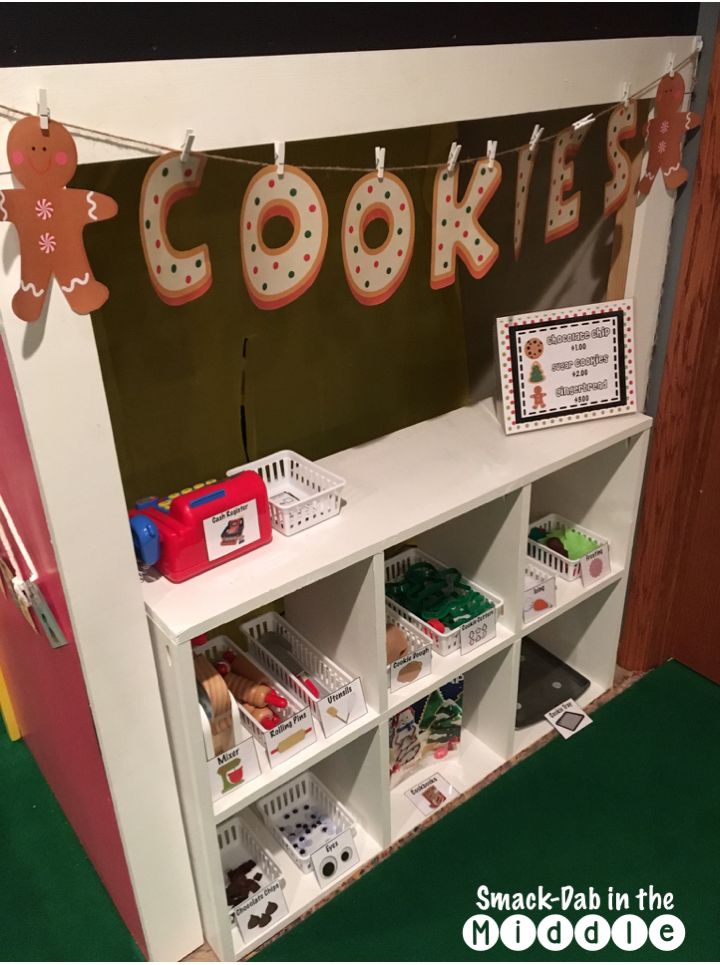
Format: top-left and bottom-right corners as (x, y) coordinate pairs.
(1, 3), (700, 67)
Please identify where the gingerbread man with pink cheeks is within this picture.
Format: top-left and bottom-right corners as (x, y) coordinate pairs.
(638, 72), (702, 196)
(0, 116), (118, 322)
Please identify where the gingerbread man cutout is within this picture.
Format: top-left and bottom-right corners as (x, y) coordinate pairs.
(638, 72), (701, 196)
(0, 116), (118, 322)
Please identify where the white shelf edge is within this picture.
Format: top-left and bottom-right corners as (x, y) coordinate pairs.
(213, 709), (381, 822)
(521, 564), (625, 634)
(143, 405), (652, 643)
(387, 624), (518, 713)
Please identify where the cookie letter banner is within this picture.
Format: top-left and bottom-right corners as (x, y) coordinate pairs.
(495, 299), (637, 435)
(430, 159), (502, 290)
(545, 124), (592, 243)
(604, 101), (638, 217)
(140, 151), (213, 305)
(240, 165), (328, 310)
(1, 116), (118, 322)
(341, 171), (415, 306)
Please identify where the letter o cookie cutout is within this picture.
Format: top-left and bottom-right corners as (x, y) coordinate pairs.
(341, 172), (415, 306)
(240, 165), (328, 310)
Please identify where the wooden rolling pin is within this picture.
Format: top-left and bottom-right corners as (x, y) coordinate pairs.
(221, 651), (288, 708)
(241, 702), (281, 730)
(194, 653), (235, 755)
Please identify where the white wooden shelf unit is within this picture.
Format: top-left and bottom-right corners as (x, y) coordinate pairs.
(147, 400), (651, 960)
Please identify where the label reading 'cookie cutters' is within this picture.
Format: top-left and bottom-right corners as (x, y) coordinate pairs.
(310, 828), (358, 887)
(388, 645), (432, 692)
(316, 678), (367, 737)
(233, 879), (288, 940)
(460, 606), (497, 655)
(265, 707), (315, 767)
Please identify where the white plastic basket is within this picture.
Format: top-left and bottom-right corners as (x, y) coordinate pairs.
(255, 771), (356, 874)
(527, 514), (609, 581)
(240, 611), (350, 715)
(385, 610), (433, 692)
(202, 635), (315, 766)
(384, 547), (503, 657)
(217, 816), (283, 921)
(523, 559), (557, 623)
(227, 450), (345, 536)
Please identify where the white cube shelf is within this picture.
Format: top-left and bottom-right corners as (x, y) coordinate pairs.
(146, 407), (650, 960)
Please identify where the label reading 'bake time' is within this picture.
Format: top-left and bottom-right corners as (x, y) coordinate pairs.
(203, 499), (261, 561)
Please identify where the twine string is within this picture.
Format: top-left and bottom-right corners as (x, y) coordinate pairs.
(0, 50), (698, 173)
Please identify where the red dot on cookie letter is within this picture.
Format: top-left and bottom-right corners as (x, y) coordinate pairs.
(156, 265), (161, 274)
(273, 261), (279, 270)
(303, 253), (310, 262)
(397, 249), (403, 257)
(348, 226), (354, 234)
(355, 265), (361, 274)
(445, 194), (451, 203)
(153, 194), (159, 204)
(253, 266), (258, 275)
(400, 203), (406, 211)
(246, 221), (251, 230)
(367, 185), (373, 193)
(185, 275), (191, 283)
(309, 204), (316, 212)
(269, 179), (275, 188)
(373, 260), (379, 268)
(184, 169), (192, 178)
(155, 239), (160, 249)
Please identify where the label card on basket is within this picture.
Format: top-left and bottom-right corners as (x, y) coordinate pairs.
(233, 880), (288, 940)
(316, 678), (367, 737)
(209, 738), (262, 801)
(310, 828), (358, 887)
(460, 607), (497, 655)
(388, 645), (432, 692)
(265, 707), (315, 767)
(496, 299), (636, 434)
(580, 544), (610, 586)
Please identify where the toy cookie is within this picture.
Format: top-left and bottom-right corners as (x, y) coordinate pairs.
(638, 72), (702, 195)
(1, 116), (118, 322)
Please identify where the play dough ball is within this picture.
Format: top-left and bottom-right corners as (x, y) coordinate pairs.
(386, 624), (410, 663)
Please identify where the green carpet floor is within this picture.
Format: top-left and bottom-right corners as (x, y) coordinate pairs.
(256, 661), (720, 961)
(0, 719), (143, 961)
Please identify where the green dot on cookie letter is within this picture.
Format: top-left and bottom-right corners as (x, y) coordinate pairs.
(171, 264), (177, 273)
(384, 191), (391, 199)
(304, 230), (312, 238)
(162, 167), (168, 177)
(290, 188), (297, 197)
(289, 270), (295, 279)
(145, 219), (151, 229)
(195, 259), (202, 268)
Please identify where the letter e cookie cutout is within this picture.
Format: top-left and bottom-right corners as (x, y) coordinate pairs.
(1, 116), (118, 322)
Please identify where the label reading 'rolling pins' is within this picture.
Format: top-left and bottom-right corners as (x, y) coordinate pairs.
(264, 707), (315, 767)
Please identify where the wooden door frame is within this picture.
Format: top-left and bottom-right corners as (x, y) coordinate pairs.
(619, 25), (720, 677)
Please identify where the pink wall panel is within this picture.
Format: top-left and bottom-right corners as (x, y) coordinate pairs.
(0, 343), (146, 955)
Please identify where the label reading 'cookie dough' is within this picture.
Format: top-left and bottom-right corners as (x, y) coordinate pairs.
(388, 645), (432, 692)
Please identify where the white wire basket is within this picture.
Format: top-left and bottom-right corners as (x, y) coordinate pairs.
(216, 816), (283, 921)
(384, 547), (502, 657)
(255, 771), (356, 874)
(227, 450), (345, 536)
(527, 514), (609, 581)
(385, 610), (433, 692)
(202, 635), (315, 765)
(240, 611), (350, 717)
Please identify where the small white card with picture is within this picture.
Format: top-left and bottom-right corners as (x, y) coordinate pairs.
(496, 299), (636, 434)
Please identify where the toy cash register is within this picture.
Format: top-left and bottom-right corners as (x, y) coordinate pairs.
(129, 472), (272, 582)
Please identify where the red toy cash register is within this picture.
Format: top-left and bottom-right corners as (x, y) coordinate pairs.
(129, 472), (272, 582)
